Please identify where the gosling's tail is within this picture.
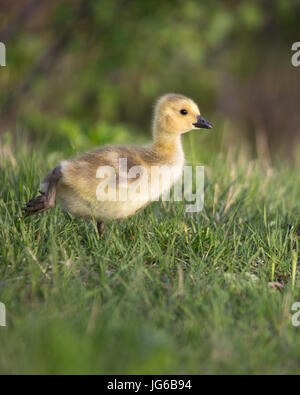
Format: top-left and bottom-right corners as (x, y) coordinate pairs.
(22, 166), (62, 217)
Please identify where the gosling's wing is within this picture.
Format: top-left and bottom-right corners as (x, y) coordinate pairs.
(59, 146), (151, 203)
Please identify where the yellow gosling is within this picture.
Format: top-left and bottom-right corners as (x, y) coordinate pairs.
(22, 93), (212, 237)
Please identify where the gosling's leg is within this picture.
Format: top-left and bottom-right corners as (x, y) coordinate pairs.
(97, 221), (104, 238)
(22, 166), (62, 216)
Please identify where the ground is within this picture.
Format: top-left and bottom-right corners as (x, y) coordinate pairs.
(0, 135), (300, 374)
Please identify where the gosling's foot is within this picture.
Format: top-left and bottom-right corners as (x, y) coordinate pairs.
(22, 191), (52, 216)
(22, 165), (61, 217)
(97, 221), (104, 238)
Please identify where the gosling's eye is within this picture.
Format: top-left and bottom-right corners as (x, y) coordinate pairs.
(180, 109), (188, 115)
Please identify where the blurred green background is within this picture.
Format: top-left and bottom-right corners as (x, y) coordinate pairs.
(1, 0), (300, 159)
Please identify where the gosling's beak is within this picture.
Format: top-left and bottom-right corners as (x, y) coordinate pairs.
(193, 115), (213, 129)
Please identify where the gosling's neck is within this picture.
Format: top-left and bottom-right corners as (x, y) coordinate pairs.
(152, 127), (184, 160)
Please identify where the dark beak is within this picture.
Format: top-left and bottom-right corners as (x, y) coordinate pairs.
(193, 115), (213, 129)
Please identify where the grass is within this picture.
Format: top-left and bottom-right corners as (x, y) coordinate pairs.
(0, 134), (300, 374)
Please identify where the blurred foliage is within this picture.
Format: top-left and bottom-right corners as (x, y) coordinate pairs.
(0, 0), (300, 156)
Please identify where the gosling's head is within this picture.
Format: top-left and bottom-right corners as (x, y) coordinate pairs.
(153, 93), (213, 137)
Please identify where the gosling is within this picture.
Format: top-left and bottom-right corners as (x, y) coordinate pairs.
(22, 93), (212, 237)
